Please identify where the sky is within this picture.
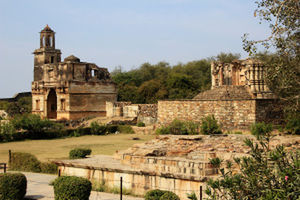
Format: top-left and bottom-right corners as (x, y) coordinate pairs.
(0, 0), (271, 98)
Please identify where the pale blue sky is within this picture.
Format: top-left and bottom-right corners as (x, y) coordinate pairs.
(0, 0), (270, 98)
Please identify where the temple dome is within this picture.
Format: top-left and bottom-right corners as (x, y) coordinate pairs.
(64, 55), (80, 62)
(41, 24), (54, 32)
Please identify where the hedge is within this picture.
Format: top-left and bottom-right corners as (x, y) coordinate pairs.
(0, 173), (27, 200)
(10, 152), (57, 174)
(159, 191), (180, 200)
(69, 148), (92, 159)
(10, 152), (41, 172)
(53, 176), (91, 200)
(145, 189), (167, 200)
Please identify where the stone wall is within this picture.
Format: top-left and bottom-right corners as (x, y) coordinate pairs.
(106, 102), (158, 125)
(158, 99), (256, 130)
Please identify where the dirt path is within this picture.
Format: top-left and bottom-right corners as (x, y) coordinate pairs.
(22, 172), (144, 200)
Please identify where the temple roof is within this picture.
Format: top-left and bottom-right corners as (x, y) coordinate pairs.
(64, 55), (80, 62)
(41, 25), (54, 32)
(193, 86), (253, 100)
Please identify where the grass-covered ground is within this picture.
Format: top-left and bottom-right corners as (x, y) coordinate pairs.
(0, 134), (155, 163)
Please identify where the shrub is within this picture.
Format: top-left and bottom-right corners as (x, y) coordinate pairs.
(0, 173), (27, 200)
(250, 122), (272, 138)
(156, 126), (171, 135)
(200, 115), (222, 135)
(0, 122), (16, 142)
(159, 191), (180, 200)
(118, 125), (134, 134)
(69, 148), (92, 159)
(156, 119), (199, 135)
(137, 121), (146, 127)
(90, 122), (106, 135)
(40, 162), (58, 174)
(12, 114), (56, 139)
(10, 152), (41, 172)
(205, 133), (300, 199)
(53, 176), (91, 200)
(106, 125), (118, 133)
(285, 115), (300, 135)
(187, 192), (198, 200)
(145, 189), (167, 200)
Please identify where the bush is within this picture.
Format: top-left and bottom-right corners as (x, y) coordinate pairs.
(53, 176), (91, 200)
(90, 122), (106, 135)
(40, 162), (58, 174)
(250, 122), (272, 137)
(12, 114), (57, 139)
(187, 192), (198, 200)
(285, 115), (300, 135)
(156, 119), (199, 135)
(69, 148), (92, 159)
(137, 121), (146, 127)
(106, 125), (118, 133)
(10, 152), (41, 172)
(118, 125), (134, 134)
(145, 189), (167, 200)
(0, 173), (27, 200)
(0, 122), (16, 142)
(156, 126), (171, 135)
(205, 133), (300, 199)
(159, 191), (180, 200)
(200, 115), (222, 135)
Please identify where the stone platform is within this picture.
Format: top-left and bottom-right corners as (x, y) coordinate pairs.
(54, 134), (300, 200)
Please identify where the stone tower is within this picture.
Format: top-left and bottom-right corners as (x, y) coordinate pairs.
(33, 25), (61, 81)
(31, 25), (117, 120)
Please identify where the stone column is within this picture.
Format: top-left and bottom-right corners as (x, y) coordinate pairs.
(249, 65), (256, 92)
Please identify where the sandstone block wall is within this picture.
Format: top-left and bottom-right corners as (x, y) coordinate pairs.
(158, 100), (256, 130)
(106, 102), (158, 125)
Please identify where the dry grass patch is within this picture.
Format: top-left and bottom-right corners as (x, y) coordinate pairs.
(0, 134), (155, 163)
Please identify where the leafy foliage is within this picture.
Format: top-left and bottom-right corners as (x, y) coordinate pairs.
(12, 114), (59, 139)
(145, 189), (167, 200)
(285, 113), (300, 135)
(53, 176), (92, 200)
(137, 121), (146, 127)
(205, 132), (300, 199)
(90, 122), (106, 135)
(0, 122), (17, 142)
(187, 192), (198, 200)
(250, 122), (273, 138)
(9, 152), (57, 174)
(159, 191), (180, 200)
(112, 60), (211, 103)
(117, 125), (134, 134)
(200, 115), (222, 135)
(10, 152), (41, 172)
(243, 0), (300, 115)
(156, 119), (200, 135)
(69, 148), (92, 159)
(0, 173), (27, 200)
(40, 162), (58, 174)
(5, 97), (32, 117)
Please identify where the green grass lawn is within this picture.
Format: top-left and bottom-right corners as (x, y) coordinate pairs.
(0, 134), (155, 163)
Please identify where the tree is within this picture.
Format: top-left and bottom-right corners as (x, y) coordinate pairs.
(243, 0), (300, 114)
(205, 126), (300, 199)
(211, 52), (241, 63)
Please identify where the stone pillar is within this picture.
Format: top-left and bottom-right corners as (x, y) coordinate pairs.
(249, 65), (256, 92)
(211, 63), (216, 89)
(254, 65), (259, 92)
(220, 67), (224, 86)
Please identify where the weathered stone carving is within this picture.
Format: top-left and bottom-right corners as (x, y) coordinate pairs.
(211, 59), (274, 99)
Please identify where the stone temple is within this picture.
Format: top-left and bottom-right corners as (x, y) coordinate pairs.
(31, 25), (117, 120)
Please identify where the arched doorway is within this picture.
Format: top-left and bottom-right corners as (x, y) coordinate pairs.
(47, 89), (57, 119)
